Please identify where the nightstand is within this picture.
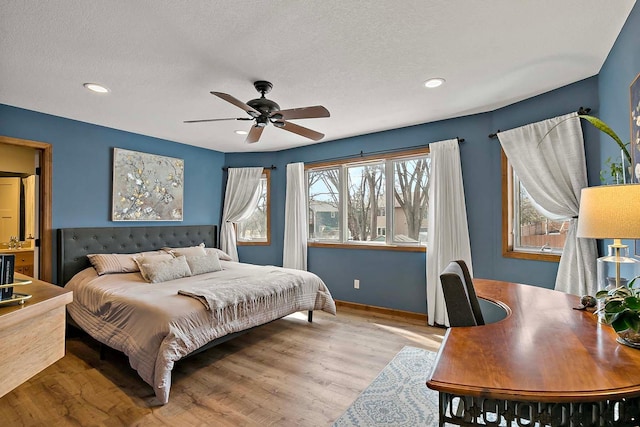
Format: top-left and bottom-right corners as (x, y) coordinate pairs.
(0, 274), (72, 398)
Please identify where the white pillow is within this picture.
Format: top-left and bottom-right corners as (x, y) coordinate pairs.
(204, 247), (233, 262)
(185, 252), (222, 276)
(87, 253), (139, 275)
(138, 255), (191, 284)
(166, 243), (207, 258)
(162, 243), (233, 261)
(134, 253), (175, 281)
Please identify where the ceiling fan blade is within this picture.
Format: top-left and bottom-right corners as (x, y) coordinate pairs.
(278, 121), (325, 141)
(245, 125), (264, 144)
(211, 92), (260, 117)
(273, 105), (330, 121)
(183, 117), (252, 123)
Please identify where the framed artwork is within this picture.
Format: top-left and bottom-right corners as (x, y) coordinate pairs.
(112, 148), (184, 221)
(631, 72), (640, 183)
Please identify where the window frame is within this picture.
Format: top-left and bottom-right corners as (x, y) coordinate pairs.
(306, 147), (429, 253)
(237, 169), (271, 246)
(501, 151), (560, 262)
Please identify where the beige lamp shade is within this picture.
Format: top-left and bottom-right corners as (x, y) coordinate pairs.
(576, 184), (640, 239)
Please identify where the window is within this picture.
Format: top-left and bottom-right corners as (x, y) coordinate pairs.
(237, 170), (270, 245)
(306, 148), (429, 251)
(502, 151), (566, 261)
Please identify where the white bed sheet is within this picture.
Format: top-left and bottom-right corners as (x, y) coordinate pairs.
(65, 260), (336, 405)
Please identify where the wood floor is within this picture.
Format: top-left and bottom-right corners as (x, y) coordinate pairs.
(0, 306), (444, 426)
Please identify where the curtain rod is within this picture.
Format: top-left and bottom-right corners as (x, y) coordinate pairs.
(221, 165), (277, 171)
(308, 137), (465, 165)
(487, 107), (591, 139)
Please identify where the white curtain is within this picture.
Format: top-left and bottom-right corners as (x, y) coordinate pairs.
(426, 139), (473, 327)
(22, 175), (36, 239)
(498, 112), (597, 296)
(220, 167), (264, 262)
(283, 162), (308, 270)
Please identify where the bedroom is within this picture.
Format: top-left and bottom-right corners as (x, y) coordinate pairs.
(1, 1), (639, 425)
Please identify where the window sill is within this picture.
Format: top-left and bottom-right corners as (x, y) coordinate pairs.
(309, 242), (426, 253)
(238, 241), (270, 246)
(502, 250), (560, 262)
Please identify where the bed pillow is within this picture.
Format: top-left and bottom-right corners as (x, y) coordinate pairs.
(134, 253), (175, 281)
(185, 252), (222, 276)
(162, 243), (233, 262)
(204, 247), (233, 261)
(138, 255), (192, 284)
(162, 243), (207, 257)
(87, 253), (140, 275)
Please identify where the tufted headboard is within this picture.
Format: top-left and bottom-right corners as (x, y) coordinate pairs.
(57, 225), (217, 286)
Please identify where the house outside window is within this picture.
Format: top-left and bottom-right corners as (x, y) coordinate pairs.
(502, 151), (566, 261)
(306, 148), (429, 251)
(237, 170), (270, 245)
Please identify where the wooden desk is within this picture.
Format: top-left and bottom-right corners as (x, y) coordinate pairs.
(427, 279), (640, 426)
(0, 274), (72, 398)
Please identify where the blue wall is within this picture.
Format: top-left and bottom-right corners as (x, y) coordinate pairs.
(1, 3), (637, 313)
(226, 3), (639, 314)
(599, 3), (640, 171)
(225, 77), (600, 313)
(0, 104), (225, 280)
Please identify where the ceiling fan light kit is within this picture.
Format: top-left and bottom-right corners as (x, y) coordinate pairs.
(185, 80), (330, 144)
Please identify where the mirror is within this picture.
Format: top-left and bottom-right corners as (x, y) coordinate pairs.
(0, 144), (37, 245)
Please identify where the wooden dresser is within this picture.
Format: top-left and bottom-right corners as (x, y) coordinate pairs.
(0, 274), (72, 398)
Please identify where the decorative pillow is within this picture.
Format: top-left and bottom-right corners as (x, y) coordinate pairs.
(165, 243), (207, 258)
(161, 243), (233, 262)
(134, 253), (175, 281)
(204, 247), (233, 262)
(87, 253), (139, 275)
(185, 252), (222, 276)
(138, 255), (192, 284)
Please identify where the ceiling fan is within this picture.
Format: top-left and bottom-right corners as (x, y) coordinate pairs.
(185, 80), (330, 144)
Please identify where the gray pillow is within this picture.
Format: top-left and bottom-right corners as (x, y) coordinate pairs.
(87, 253), (139, 275)
(139, 255), (192, 283)
(134, 253), (176, 281)
(185, 252), (222, 276)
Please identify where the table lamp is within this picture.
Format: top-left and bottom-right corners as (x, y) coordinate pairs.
(576, 184), (640, 291)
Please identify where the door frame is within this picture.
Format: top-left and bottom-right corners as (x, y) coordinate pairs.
(0, 136), (53, 282)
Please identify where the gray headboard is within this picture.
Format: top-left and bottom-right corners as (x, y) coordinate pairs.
(57, 225), (218, 286)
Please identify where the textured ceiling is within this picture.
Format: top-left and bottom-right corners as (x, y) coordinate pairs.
(0, 0), (636, 152)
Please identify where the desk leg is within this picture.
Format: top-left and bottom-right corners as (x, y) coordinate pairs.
(438, 392), (640, 426)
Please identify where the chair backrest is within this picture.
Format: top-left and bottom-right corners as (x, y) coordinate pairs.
(439, 260), (485, 327)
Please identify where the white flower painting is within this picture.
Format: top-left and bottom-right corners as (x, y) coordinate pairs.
(112, 148), (184, 221)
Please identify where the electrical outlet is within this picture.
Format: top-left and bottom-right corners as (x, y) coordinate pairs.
(354, 279), (360, 289)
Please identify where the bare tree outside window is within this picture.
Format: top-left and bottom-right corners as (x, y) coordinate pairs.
(392, 157), (430, 243)
(306, 148), (431, 247)
(308, 168), (340, 240)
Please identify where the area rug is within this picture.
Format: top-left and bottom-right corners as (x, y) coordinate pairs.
(333, 346), (439, 427)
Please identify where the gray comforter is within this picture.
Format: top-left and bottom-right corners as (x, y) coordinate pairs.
(65, 261), (336, 405)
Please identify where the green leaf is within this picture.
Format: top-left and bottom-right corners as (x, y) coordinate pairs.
(578, 115), (632, 165)
(627, 315), (640, 332)
(625, 296), (640, 310)
(596, 290), (610, 299)
(605, 300), (625, 313)
(612, 316), (632, 333)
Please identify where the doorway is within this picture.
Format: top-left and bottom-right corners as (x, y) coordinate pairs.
(0, 136), (52, 282)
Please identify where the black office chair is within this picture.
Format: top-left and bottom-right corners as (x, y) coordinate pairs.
(439, 260), (485, 327)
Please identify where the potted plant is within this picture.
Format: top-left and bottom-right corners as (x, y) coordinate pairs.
(596, 276), (640, 347)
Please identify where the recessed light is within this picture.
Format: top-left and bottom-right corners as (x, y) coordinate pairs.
(235, 130), (248, 135)
(424, 78), (445, 88)
(83, 83), (110, 93)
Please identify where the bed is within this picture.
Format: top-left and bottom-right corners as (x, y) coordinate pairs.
(57, 225), (336, 405)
